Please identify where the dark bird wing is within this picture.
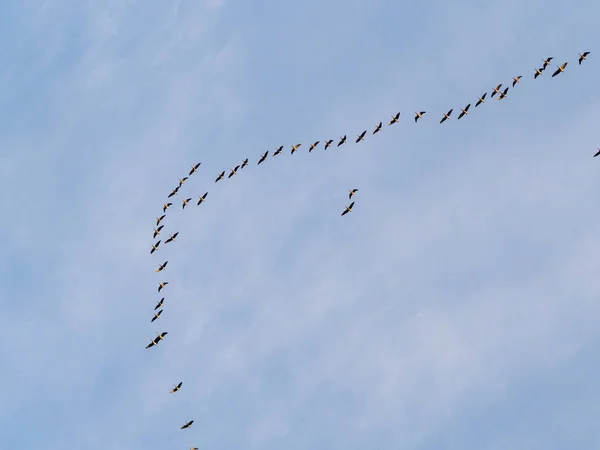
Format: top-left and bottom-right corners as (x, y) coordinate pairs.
(172, 232), (179, 239)
(551, 68), (560, 77)
(146, 341), (155, 349)
(594, 149), (600, 157)
(349, 201), (354, 210)
(177, 382), (182, 388)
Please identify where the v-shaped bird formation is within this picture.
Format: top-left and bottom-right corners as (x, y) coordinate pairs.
(143, 51), (594, 447)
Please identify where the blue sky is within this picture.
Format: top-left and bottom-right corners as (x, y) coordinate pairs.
(1, 0), (599, 449)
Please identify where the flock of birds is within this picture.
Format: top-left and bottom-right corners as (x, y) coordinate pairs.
(144, 51), (593, 448)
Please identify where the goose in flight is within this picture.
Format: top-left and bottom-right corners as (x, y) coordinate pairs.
(490, 84), (503, 98)
(552, 62), (568, 77)
(534, 67), (544, 79)
(156, 261), (168, 272)
(150, 240), (161, 255)
(181, 420), (194, 430)
(440, 109), (453, 123)
(170, 382), (183, 394)
(158, 282), (169, 293)
(389, 112), (400, 125)
(153, 225), (164, 239)
(542, 57), (553, 69)
(324, 139), (334, 150)
(151, 309), (163, 323)
(156, 215), (166, 226)
(273, 146), (283, 157)
(182, 198), (192, 209)
(337, 135), (346, 147)
(373, 122), (382, 134)
(189, 162), (201, 176)
(512, 75), (522, 87)
(309, 141), (320, 152)
(197, 192), (208, 205)
(215, 170), (225, 183)
(164, 232), (179, 244)
(154, 297), (164, 310)
(241, 158), (249, 169)
(162, 203), (172, 213)
(475, 93), (487, 107)
(257, 151), (268, 165)
(349, 189), (358, 199)
(578, 52), (590, 65)
(414, 111), (426, 123)
(228, 165), (240, 178)
(341, 201), (355, 216)
(457, 103), (471, 119)
(178, 177), (188, 187)
(355, 130), (367, 143)
(168, 187), (179, 198)
(290, 144), (302, 155)
(497, 87), (509, 100)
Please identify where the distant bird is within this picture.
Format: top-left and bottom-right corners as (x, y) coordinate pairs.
(373, 121), (382, 134)
(228, 166), (240, 178)
(337, 135), (346, 147)
(512, 75), (522, 87)
(170, 382), (183, 393)
(241, 158), (249, 169)
(534, 67), (544, 79)
(475, 93), (487, 107)
(154, 298), (164, 310)
(309, 141), (320, 152)
(178, 177), (188, 187)
(150, 240), (161, 255)
(182, 198), (192, 209)
(440, 109), (453, 123)
(151, 309), (163, 323)
(542, 57), (553, 69)
(498, 87), (509, 100)
(153, 225), (164, 239)
(197, 192), (208, 205)
(156, 261), (168, 273)
(389, 112), (400, 125)
(457, 104), (471, 119)
(146, 331), (168, 349)
(355, 130), (366, 143)
(189, 163), (201, 176)
(273, 146), (283, 157)
(156, 215), (166, 226)
(158, 282), (169, 293)
(491, 84), (503, 98)
(324, 139), (334, 150)
(164, 232), (179, 244)
(215, 171), (225, 183)
(168, 187), (179, 198)
(257, 151), (269, 165)
(578, 52), (590, 65)
(341, 201), (355, 216)
(291, 144), (302, 155)
(349, 189), (358, 199)
(181, 420), (194, 430)
(552, 62), (568, 77)
(190, 447), (198, 450)
(162, 203), (172, 213)
(594, 148), (600, 157)
(414, 111), (426, 123)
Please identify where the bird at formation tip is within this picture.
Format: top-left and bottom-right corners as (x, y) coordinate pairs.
(241, 158), (249, 169)
(324, 139), (333, 150)
(154, 297), (164, 310)
(440, 109), (453, 123)
(291, 144), (302, 155)
(150, 240), (161, 254)
(156, 261), (168, 272)
(181, 420), (194, 430)
(273, 145), (283, 157)
(551, 62), (568, 77)
(197, 192), (208, 205)
(182, 198), (192, 209)
(164, 232), (179, 244)
(497, 86), (509, 100)
(189, 162), (201, 176)
(162, 203), (172, 213)
(309, 141), (320, 152)
(578, 52), (590, 65)
(415, 111), (426, 122)
(170, 382), (183, 394)
(228, 165), (240, 178)
(356, 130), (367, 143)
(153, 225), (164, 238)
(215, 170), (225, 182)
(158, 281), (169, 293)
(257, 151), (269, 165)
(156, 214), (166, 226)
(337, 135), (346, 147)
(373, 121), (382, 134)
(341, 201), (355, 216)
(349, 189), (358, 199)
(457, 103), (471, 119)
(151, 309), (163, 323)
(594, 148), (600, 158)
(475, 93), (487, 107)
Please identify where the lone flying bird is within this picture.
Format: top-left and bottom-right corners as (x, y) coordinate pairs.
(498, 87), (509, 100)
(164, 232), (179, 244)
(440, 109), (453, 123)
(197, 192), (208, 205)
(178, 177), (188, 187)
(475, 93), (487, 107)
(215, 171), (225, 182)
(228, 165), (240, 178)
(355, 130), (366, 143)
(273, 146), (283, 156)
(151, 309), (163, 323)
(241, 158), (248, 169)
(170, 382), (183, 394)
(594, 148), (600, 157)
(552, 62), (568, 77)
(491, 84), (503, 98)
(309, 141), (320, 152)
(414, 111), (426, 123)
(189, 162), (201, 175)
(154, 297), (164, 310)
(534, 67), (544, 79)
(181, 420), (194, 430)
(349, 189), (358, 199)
(341, 201), (355, 216)
(156, 215), (166, 226)
(337, 135), (346, 147)
(150, 240), (161, 254)
(324, 139), (334, 150)
(158, 282), (169, 293)
(168, 187), (179, 198)
(373, 121), (382, 134)
(153, 225), (164, 238)
(290, 144), (302, 155)
(182, 198), (192, 209)
(389, 112), (400, 125)
(156, 261), (168, 272)
(457, 103), (471, 119)
(578, 52), (590, 65)
(512, 75), (522, 87)
(257, 151), (268, 165)
(162, 203), (172, 213)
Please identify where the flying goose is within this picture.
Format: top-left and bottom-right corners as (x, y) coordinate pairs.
(153, 225), (164, 239)
(182, 198), (192, 209)
(512, 75), (522, 87)
(324, 139), (334, 150)
(158, 282), (169, 293)
(578, 52), (590, 65)
(491, 84), (503, 98)
(215, 170), (225, 182)
(355, 130), (367, 143)
(341, 201), (355, 216)
(156, 261), (168, 272)
(162, 203), (172, 213)
(189, 163), (201, 175)
(164, 232), (179, 244)
(414, 111), (426, 123)
(150, 240), (161, 254)
(534, 67), (544, 79)
(337, 135), (346, 147)
(389, 112), (400, 125)
(241, 158), (249, 169)
(497, 86), (509, 100)
(154, 297), (164, 310)
(440, 109), (453, 123)
(349, 189), (358, 199)
(181, 420), (194, 430)
(170, 382), (183, 394)
(197, 192), (208, 205)
(178, 177), (188, 187)
(475, 93), (487, 107)
(156, 215), (166, 226)
(228, 165), (240, 178)
(551, 62), (568, 77)
(151, 309), (163, 323)
(273, 146), (283, 156)
(457, 103), (471, 119)
(168, 187), (179, 198)
(542, 57), (553, 69)
(373, 122), (382, 134)
(257, 151), (269, 165)
(309, 141), (320, 152)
